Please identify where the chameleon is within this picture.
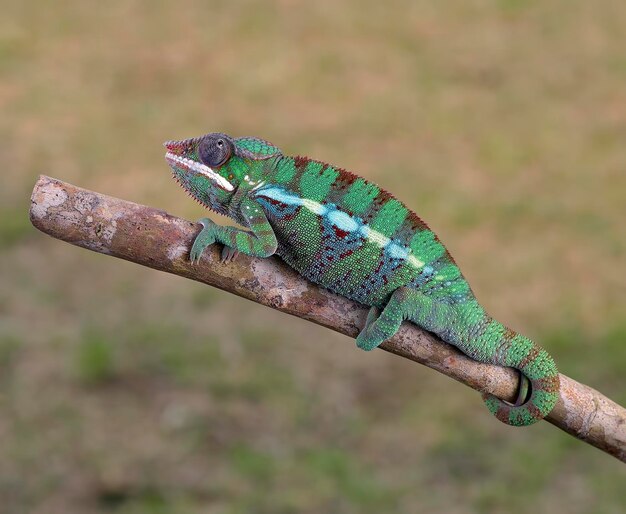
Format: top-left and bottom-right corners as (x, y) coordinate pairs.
(164, 132), (560, 426)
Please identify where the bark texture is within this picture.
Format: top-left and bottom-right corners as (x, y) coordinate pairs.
(30, 175), (626, 463)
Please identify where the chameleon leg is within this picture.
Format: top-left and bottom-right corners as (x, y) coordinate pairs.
(190, 197), (278, 264)
(356, 288), (558, 425)
(356, 287), (455, 351)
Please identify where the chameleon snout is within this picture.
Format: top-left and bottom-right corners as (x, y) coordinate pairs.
(163, 138), (198, 156)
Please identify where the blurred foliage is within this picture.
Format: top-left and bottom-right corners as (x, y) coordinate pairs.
(1, 0), (625, 512)
(0, 208), (34, 249)
(75, 328), (117, 385)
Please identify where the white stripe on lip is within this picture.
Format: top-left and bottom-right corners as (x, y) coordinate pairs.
(165, 152), (234, 192)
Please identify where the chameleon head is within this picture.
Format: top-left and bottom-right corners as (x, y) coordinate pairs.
(164, 132), (282, 214)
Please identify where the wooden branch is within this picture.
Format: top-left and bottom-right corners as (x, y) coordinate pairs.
(29, 175), (626, 463)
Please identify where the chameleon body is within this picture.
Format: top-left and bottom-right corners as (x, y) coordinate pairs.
(164, 132), (559, 426)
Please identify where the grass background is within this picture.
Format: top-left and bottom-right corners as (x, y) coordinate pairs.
(1, 1), (625, 512)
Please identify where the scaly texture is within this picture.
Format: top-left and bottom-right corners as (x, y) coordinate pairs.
(164, 133), (560, 426)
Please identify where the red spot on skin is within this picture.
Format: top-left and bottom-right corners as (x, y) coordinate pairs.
(383, 275), (388, 285)
(375, 261), (383, 273)
(339, 249), (354, 259)
(267, 198), (287, 208)
(333, 226), (349, 239)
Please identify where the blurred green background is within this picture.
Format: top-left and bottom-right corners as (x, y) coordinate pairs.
(1, 1), (625, 512)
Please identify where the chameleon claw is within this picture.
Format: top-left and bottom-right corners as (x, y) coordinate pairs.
(220, 246), (239, 263)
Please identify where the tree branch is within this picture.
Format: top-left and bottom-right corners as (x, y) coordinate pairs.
(29, 175), (626, 463)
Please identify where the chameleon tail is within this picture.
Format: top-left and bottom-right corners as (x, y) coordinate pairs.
(480, 321), (560, 426)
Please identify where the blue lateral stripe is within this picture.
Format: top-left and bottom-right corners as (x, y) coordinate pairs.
(256, 186), (424, 268)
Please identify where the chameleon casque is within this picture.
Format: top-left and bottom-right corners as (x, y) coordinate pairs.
(164, 132), (560, 426)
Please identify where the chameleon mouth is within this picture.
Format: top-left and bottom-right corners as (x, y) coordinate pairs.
(165, 151), (234, 192)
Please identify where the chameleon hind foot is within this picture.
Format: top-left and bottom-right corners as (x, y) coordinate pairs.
(356, 288), (420, 351)
(356, 287), (456, 352)
(356, 306), (383, 351)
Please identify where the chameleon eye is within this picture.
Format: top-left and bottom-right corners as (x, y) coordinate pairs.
(199, 136), (232, 167)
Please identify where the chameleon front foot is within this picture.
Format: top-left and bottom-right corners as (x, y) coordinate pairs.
(190, 218), (240, 264)
(190, 217), (217, 264)
(220, 246), (239, 263)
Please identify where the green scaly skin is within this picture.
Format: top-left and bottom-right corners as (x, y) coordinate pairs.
(164, 132), (560, 426)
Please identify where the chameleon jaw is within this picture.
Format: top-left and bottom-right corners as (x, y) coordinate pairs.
(165, 151), (234, 192)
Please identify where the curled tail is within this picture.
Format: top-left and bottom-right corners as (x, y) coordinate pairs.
(478, 321), (560, 426)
